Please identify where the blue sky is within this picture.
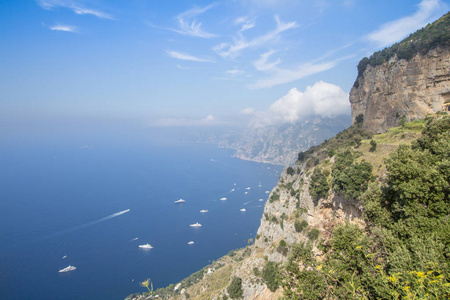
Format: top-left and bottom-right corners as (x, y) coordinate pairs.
(1, 0), (448, 131)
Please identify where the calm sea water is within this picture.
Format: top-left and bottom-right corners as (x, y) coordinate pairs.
(0, 128), (282, 299)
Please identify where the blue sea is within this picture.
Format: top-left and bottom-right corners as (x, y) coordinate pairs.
(0, 127), (282, 300)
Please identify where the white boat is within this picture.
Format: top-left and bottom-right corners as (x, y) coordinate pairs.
(188, 241), (194, 245)
(265, 191), (270, 194)
(190, 222), (202, 227)
(139, 243), (153, 249)
(245, 187), (251, 190)
(59, 265), (76, 273)
(174, 199), (186, 204)
(200, 209), (208, 213)
(259, 199), (263, 202)
(240, 208), (246, 212)
(62, 255), (67, 259)
(244, 192), (248, 194)
(220, 197), (227, 200)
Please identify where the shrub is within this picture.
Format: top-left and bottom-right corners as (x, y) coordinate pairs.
(309, 168), (329, 199)
(277, 239), (288, 256)
(355, 114), (364, 124)
(294, 220), (308, 233)
(307, 229), (320, 240)
(262, 261), (280, 292)
(328, 148), (336, 157)
(369, 139), (377, 152)
(227, 277), (243, 299)
(286, 166), (295, 176)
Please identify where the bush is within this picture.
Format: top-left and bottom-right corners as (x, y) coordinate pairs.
(277, 239), (288, 256)
(355, 114), (364, 124)
(294, 220), (308, 233)
(309, 168), (329, 199)
(262, 261), (280, 292)
(307, 229), (320, 240)
(369, 139), (377, 152)
(227, 277), (243, 299)
(328, 148), (336, 157)
(286, 166), (295, 176)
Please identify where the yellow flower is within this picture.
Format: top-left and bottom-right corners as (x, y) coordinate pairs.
(403, 286), (410, 291)
(375, 265), (381, 269)
(316, 264), (323, 271)
(417, 271), (425, 278)
(355, 246), (362, 250)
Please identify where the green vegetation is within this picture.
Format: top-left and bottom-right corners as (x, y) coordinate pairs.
(355, 12), (450, 84)
(309, 167), (329, 199)
(294, 219), (308, 233)
(369, 139), (377, 152)
(286, 166), (295, 176)
(262, 261), (281, 292)
(281, 116), (450, 299)
(227, 277), (243, 299)
(332, 150), (373, 199)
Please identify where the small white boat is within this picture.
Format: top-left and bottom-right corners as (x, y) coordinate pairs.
(59, 265), (76, 273)
(188, 241), (194, 245)
(139, 243), (153, 249)
(265, 191), (270, 194)
(240, 208), (246, 212)
(174, 199), (186, 204)
(244, 192), (248, 194)
(245, 187), (251, 190)
(200, 209), (208, 213)
(220, 197), (227, 201)
(259, 199), (263, 202)
(62, 255), (67, 259)
(190, 222), (202, 227)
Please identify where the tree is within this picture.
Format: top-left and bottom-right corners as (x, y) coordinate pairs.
(286, 166), (295, 176)
(355, 114), (364, 124)
(369, 139), (377, 152)
(227, 277), (243, 299)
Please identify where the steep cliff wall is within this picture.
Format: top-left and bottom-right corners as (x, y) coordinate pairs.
(350, 47), (450, 133)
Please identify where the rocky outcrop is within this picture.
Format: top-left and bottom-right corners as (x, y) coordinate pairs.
(350, 47), (450, 133)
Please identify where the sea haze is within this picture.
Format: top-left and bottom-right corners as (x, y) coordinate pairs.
(0, 128), (282, 300)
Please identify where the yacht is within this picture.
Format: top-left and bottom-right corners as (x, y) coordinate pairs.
(139, 243), (153, 249)
(240, 208), (246, 212)
(174, 199), (186, 204)
(200, 209), (208, 213)
(190, 222), (202, 227)
(188, 241), (194, 245)
(59, 265), (76, 273)
(220, 197), (227, 200)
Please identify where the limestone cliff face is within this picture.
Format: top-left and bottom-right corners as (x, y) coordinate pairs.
(350, 47), (450, 133)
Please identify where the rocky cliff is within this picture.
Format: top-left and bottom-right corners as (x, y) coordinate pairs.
(219, 116), (350, 165)
(350, 47), (450, 133)
(350, 12), (450, 133)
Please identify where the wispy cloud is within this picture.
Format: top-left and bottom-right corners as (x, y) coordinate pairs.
(245, 81), (350, 127)
(214, 15), (297, 59)
(367, 0), (446, 47)
(150, 3), (217, 38)
(47, 24), (77, 32)
(248, 50), (344, 89)
(36, 0), (114, 20)
(167, 50), (215, 63)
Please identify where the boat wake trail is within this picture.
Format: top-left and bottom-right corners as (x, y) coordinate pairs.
(243, 200), (253, 205)
(45, 209), (131, 239)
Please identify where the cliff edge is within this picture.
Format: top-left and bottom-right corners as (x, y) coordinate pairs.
(350, 12), (450, 133)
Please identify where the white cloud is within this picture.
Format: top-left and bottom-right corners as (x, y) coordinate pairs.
(171, 4), (217, 38)
(167, 50), (215, 63)
(213, 15), (297, 58)
(367, 0), (446, 47)
(249, 60), (337, 89)
(226, 68), (246, 75)
(47, 24), (77, 32)
(249, 81), (350, 127)
(36, 0), (114, 19)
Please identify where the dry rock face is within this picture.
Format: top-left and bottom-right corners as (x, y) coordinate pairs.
(350, 47), (450, 133)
